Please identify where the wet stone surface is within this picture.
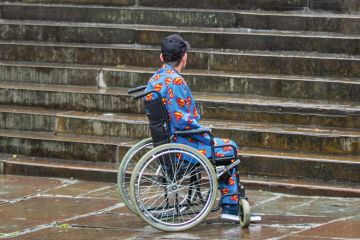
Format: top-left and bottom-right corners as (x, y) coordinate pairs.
(0, 175), (62, 201)
(1, 175), (360, 239)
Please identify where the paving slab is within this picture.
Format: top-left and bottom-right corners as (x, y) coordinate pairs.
(0, 175), (62, 201)
(81, 185), (119, 200)
(0, 196), (117, 234)
(64, 207), (302, 240)
(11, 227), (134, 240)
(66, 209), (146, 229)
(1, 176), (359, 239)
(252, 195), (314, 215)
(289, 197), (360, 218)
(246, 190), (279, 207)
(282, 235), (354, 240)
(259, 215), (334, 226)
(45, 181), (114, 197)
(297, 220), (360, 239)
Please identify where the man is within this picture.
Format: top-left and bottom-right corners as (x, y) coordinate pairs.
(145, 34), (240, 221)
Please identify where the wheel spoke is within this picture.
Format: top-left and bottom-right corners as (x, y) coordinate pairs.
(133, 146), (217, 230)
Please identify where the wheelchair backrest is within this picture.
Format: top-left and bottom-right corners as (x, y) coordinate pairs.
(144, 93), (171, 147)
(129, 86), (171, 147)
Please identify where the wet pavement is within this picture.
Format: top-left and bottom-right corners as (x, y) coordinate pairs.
(0, 175), (359, 240)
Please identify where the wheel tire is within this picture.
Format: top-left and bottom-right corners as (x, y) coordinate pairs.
(117, 138), (152, 215)
(239, 199), (251, 228)
(130, 143), (218, 231)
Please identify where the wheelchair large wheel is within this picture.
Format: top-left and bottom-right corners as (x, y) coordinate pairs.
(117, 138), (153, 215)
(130, 143), (218, 231)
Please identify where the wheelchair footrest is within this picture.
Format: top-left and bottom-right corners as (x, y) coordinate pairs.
(216, 159), (241, 179)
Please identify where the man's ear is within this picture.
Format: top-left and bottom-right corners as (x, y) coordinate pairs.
(160, 54), (165, 62)
(182, 53), (188, 68)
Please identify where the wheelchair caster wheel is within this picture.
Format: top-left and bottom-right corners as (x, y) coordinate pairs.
(239, 199), (251, 228)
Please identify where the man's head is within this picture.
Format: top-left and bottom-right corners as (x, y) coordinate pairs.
(160, 34), (190, 71)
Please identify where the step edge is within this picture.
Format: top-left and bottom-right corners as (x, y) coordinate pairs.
(1, 19), (360, 39)
(2, 2), (360, 19)
(1, 61), (360, 84)
(2, 158), (359, 197)
(1, 40), (360, 60)
(1, 82), (359, 113)
(1, 107), (360, 138)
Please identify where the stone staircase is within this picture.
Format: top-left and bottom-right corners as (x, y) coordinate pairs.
(0, 0), (359, 195)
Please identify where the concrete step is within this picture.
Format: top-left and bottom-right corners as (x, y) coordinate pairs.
(1, 62), (360, 103)
(0, 129), (135, 162)
(1, 42), (360, 78)
(137, 0), (360, 13)
(1, 105), (360, 156)
(239, 149), (360, 183)
(3, 0), (135, 6)
(1, 21), (360, 55)
(4, 0), (360, 13)
(1, 82), (359, 129)
(1, 153), (360, 196)
(1, 3), (360, 34)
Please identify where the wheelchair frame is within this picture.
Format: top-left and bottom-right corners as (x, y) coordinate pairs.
(117, 85), (251, 231)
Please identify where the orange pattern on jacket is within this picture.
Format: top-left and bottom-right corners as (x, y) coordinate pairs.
(154, 83), (162, 92)
(198, 149), (207, 156)
(176, 98), (186, 108)
(146, 93), (153, 101)
(229, 177), (235, 186)
(230, 195), (238, 202)
(168, 88), (174, 98)
(165, 77), (172, 87)
(186, 97), (191, 107)
(223, 146), (232, 152)
(173, 77), (184, 85)
(221, 188), (230, 195)
(215, 152), (225, 158)
(193, 107), (199, 118)
(188, 116), (193, 124)
(174, 111), (183, 121)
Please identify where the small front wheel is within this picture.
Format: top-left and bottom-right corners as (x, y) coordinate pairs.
(239, 199), (251, 228)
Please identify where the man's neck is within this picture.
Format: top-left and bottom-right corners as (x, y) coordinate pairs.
(173, 65), (182, 73)
(165, 63), (182, 74)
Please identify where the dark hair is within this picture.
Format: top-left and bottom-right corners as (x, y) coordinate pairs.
(163, 56), (183, 68)
(161, 34), (190, 67)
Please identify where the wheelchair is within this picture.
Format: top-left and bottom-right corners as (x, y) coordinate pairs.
(117, 85), (251, 231)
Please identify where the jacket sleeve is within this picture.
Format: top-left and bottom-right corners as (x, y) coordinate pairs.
(167, 81), (202, 131)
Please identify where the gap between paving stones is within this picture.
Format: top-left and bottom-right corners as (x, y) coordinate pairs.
(0, 178), (123, 238)
(0, 178), (77, 206)
(0, 202), (125, 239)
(286, 198), (318, 213)
(273, 214), (360, 240)
(251, 193), (282, 208)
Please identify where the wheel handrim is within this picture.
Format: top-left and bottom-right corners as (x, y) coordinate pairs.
(121, 142), (152, 203)
(134, 148), (215, 228)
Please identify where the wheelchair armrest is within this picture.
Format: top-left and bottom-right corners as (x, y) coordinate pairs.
(128, 85), (147, 94)
(133, 90), (161, 100)
(174, 127), (212, 136)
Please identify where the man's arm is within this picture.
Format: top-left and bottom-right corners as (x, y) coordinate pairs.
(167, 79), (202, 131)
